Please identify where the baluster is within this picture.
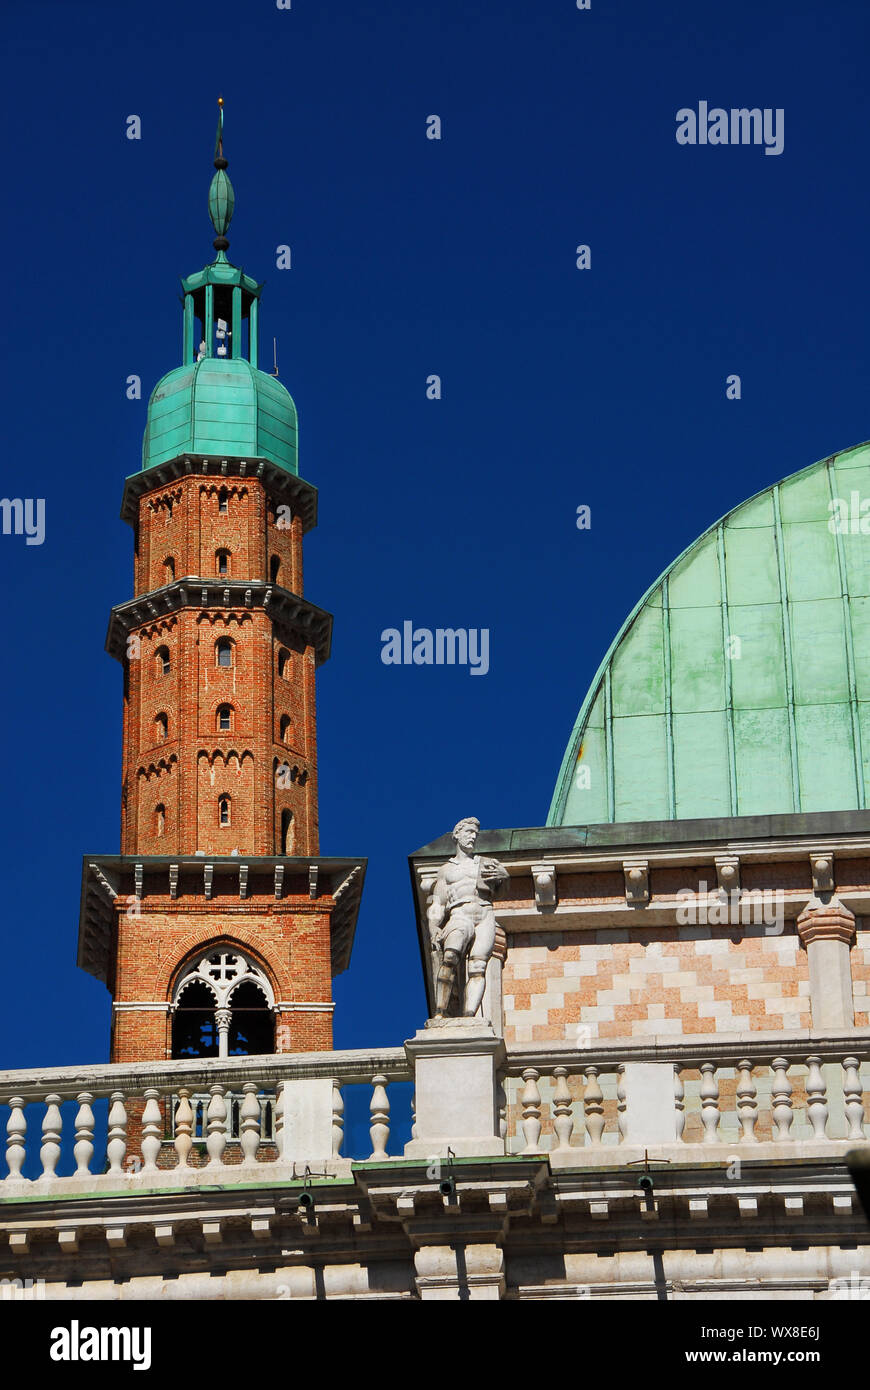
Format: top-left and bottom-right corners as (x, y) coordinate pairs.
(520, 1068), (542, 1153)
(736, 1060), (758, 1142)
(674, 1065), (685, 1141)
(583, 1066), (605, 1145)
(369, 1075), (390, 1159)
(617, 1065), (626, 1144)
(700, 1063), (720, 1144)
(552, 1067), (575, 1152)
(332, 1079), (345, 1157)
(240, 1083), (261, 1165)
(5, 1098), (26, 1181)
(771, 1058), (794, 1142)
(206, 1085), (227, 1166)
(497, 1077), (507, 1143)
(73, 1092), (95, 1177)
(141, 1089), (163, 1172)
(275, 1081), (285, 1160)
(39, 1094), (62, 1179)
(174, 1089), (193, 1168)
(805, 1056), (829, 1139)
(843, 1057), (865, 1140)
(106, 1092), (128, 1175)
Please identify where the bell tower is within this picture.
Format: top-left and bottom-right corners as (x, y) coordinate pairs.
(77, 103), (366, 1063)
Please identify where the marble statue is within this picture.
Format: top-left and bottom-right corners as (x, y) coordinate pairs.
(426, 817), (509, 1018)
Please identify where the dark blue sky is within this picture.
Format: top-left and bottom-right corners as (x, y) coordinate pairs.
(1, 0), (868, 1067)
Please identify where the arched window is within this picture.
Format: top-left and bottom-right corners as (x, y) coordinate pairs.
(155, 713), (168, 743)
(164, 557), (175, 582)
(155, 804), (165, 837)
(172, 980), (218, 1059)
(218, 488), (229, 515)
(217, 704), (232, 732)
(219, 795), (231, 827)
(171, 949), (275, 1060)
(216, 549), (230, 577)
(270, 555), (281, 583)
(228, 979), (274, 1055)
(281, 809), (294, 854)
(156, 646), (171, 676)
(279, 714), (292, 744)
(216, 638), (233, 668)
(277, 648), (290, 679)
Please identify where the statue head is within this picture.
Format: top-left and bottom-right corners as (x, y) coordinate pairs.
(452, 817), (480, 852)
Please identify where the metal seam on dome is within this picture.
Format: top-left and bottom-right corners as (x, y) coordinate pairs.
(717, 523), (737, 816)
(662, 576), (675, 818)
(825, 458), (865, 808)
(770, 484), (800, 812)
(605, 666), (614, 821)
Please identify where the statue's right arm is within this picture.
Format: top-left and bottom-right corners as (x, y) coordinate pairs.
(427, 875), (448, 936)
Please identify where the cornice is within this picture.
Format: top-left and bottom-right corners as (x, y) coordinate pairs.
(120, 454), (318, 533)
(105, 579), (333, 666)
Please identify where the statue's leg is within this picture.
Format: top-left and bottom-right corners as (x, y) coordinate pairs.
(435, 948), (459, 1016)
(464, 907), (497, 1016)
(463, 962), (487, 1016)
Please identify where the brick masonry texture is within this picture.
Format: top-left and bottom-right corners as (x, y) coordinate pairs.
(121, 475), (317, 858)
(502, 926), (812, 1046)
(108, 466), (336, 1063)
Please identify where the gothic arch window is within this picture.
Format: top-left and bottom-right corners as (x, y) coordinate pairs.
(279, 714), (292, 744)
(216, 549), (230, 577)
(219, 795), (231, 827)
(270, 554), (281, 583)
(155, 804), (165, 837)
(218, 488), (229, 515)
(156, 646), (171, 676)
(164, 557), (175, 582)
(171, 949), (275, 1059)
(217, 703), (233, 732)
(216, 637), (233, 668)
(155, 713), (168, 743)
(277, 648), (291, 679)
(281, 808), (294, 854)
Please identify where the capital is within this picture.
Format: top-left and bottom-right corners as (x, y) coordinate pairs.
(796, 900), (856, 947)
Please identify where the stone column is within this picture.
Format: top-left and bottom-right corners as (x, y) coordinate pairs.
(796, 900), (856, 1029)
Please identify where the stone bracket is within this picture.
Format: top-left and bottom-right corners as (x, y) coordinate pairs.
(623, 859), (649, 907)
(531, 864), (558, 910)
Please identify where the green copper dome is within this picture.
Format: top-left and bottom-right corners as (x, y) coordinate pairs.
(142, 358), (298, 474)
(549, 440), (870, 826)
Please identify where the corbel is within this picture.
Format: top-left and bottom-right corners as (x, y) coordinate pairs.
(531, 863), (558, 910)
(623, 859), (649, 907)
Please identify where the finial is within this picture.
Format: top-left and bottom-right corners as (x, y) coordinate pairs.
(208, 95), (234, 255)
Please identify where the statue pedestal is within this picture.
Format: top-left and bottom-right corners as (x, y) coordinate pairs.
(404, 1017), (506, 1158)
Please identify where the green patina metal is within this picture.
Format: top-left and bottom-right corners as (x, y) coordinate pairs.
(549, 441), (870, 826)
(142, 359), (298, 473)
(140, 99), (298, 474)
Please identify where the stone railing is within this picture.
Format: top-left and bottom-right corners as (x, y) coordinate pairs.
(0, 1049), (411, 1189)
(502, 1033), (870, 1162)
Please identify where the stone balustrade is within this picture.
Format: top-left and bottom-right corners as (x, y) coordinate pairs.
(504, 1035), (870, 1161)
(0, 1049), (411, 1188)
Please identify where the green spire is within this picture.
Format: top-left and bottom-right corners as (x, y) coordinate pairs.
(208, 96), (235, 257)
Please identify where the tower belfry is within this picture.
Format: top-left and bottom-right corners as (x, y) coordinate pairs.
(77, 104), (365, 1064)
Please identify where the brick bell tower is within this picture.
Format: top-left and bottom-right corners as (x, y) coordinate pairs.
(77, 102), (365, 1063)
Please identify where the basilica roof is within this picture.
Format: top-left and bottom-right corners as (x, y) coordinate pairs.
(548, 440), (870, 826)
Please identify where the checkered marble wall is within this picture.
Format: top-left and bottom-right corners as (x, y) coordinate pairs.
(503, 924), (811, 1046)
